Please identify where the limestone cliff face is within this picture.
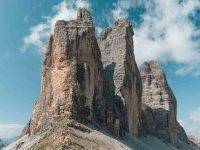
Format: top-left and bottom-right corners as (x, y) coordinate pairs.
(140, 60), (178, 145)
(24, 8), (105, 135)
(8, 8), (199, 150)
(98, 20), (142, 137)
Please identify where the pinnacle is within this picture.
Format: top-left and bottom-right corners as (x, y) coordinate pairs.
(77, 8), (92, 22)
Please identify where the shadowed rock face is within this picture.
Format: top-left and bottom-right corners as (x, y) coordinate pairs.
(140, 60), (189, 145)
(176, 121), (190, 144)
(98, 20), (142, 137)
(22, 8), (105, 135)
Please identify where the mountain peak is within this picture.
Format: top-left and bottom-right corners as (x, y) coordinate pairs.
(7, 9), (198, 150)
(140, 60), (190, 146)
(77, 8), (92, 22)
(140, 60), (164, 77)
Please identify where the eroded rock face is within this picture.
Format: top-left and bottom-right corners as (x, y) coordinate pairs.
(23, 8), (105, 135)
(140, 60), (178, 145)
(98, 20), (142, 137)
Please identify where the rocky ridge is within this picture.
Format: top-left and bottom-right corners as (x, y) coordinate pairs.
(140, 61), (178, 144)
(6, 8), (199, 150)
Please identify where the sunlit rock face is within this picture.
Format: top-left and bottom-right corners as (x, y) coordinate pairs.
(22, 8), (105, 135)
(98, 20), (142, 137)
(140, 60), (178, 145)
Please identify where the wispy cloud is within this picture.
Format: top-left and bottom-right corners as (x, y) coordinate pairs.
(111, 0), (144, 20)
(22, 0), (90, 53)
(134, 0), (200, 75)
(0, 124), (24, 139)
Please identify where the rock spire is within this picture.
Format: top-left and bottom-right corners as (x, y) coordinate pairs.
(22, 8), (105, 135)
(140, 60), (179, 145)
(98, 19), (142, 136)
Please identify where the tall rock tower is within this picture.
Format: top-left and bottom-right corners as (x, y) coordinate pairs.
(140, 60), (177, 145)
(98, 19), (142, 137)
(23, 8), (105, 135)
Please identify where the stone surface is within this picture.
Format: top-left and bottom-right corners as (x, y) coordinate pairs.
(98, 19), (142, 137)
(6, 120), (199, 150)
(140, 60), (189, 146)
(23, 8), (105, 135)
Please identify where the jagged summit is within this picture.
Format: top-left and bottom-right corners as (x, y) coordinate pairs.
(113, 19), (134, 35)
(54, 8), (93, 32)
(139, 61), (197, 149)
(140, 60), (173, 110)
(77, 8), (93, 22)
(140, 60), (164, 77)
(22, 8), (105, 136)
(140, 60), (190, 147)
(99, 19), (134, 42)
(140, 60), (177, 145)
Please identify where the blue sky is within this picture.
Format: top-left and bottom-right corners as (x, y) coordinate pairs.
(0, 0), (199, 139)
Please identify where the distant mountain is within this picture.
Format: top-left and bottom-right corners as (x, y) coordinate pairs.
(0, 139), (7, 149)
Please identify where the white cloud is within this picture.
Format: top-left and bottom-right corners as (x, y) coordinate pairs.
(0, 124), (24, 139)
(22, 0), (90, 53)
(112, 0), (144, 20)
(112, 6), (128, 20)
(133, 0), (200, 75)
(75, 0), (89, 8)
(190, 107), (200, 124)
